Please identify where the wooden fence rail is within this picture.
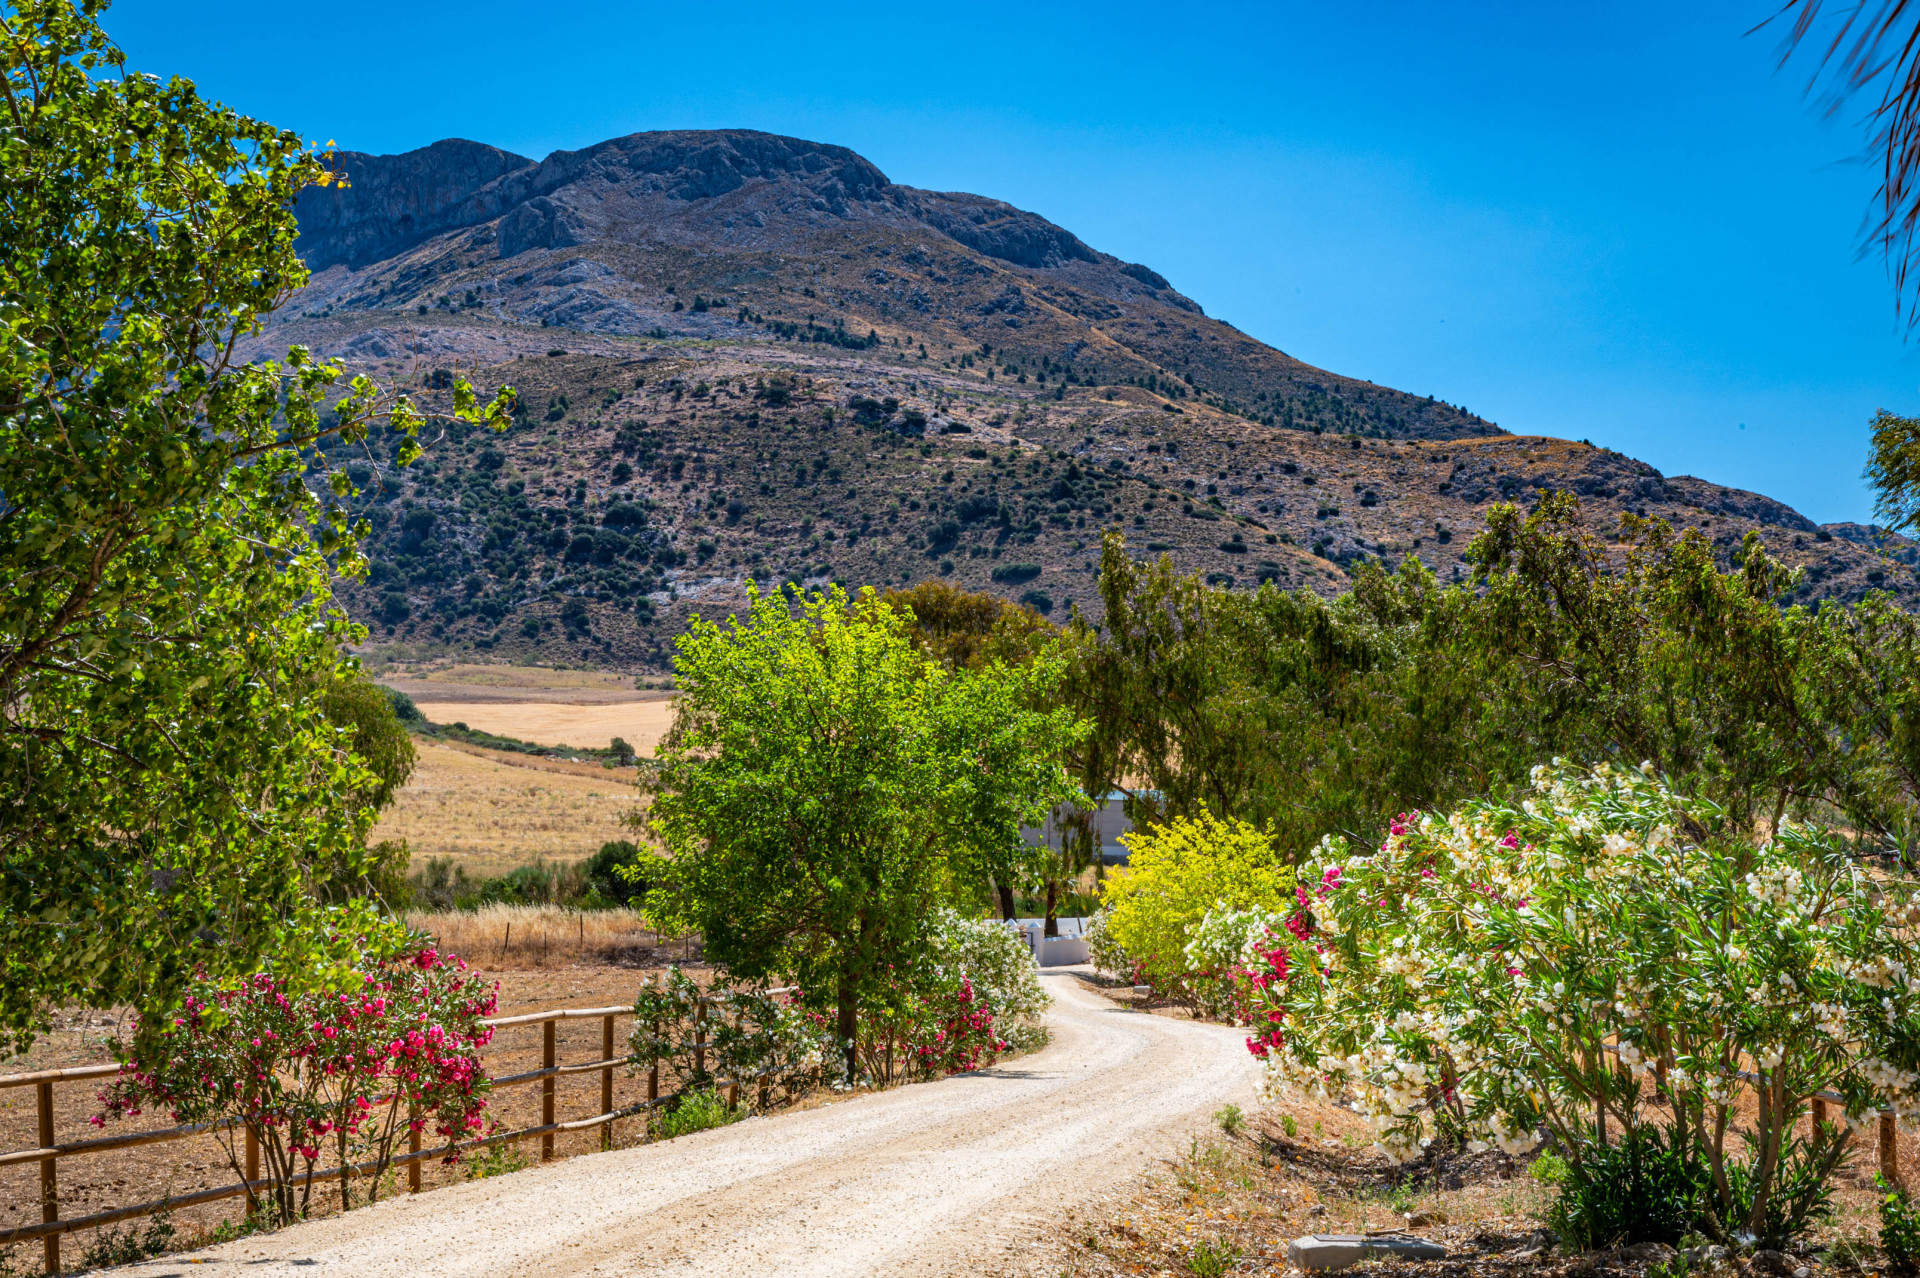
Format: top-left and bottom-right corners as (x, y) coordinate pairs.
(0, 986), (794, 1274)
(1595, 1038), (1904, 1185)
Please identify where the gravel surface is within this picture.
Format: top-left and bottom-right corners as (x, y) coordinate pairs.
(114, 970), (1256, 1278)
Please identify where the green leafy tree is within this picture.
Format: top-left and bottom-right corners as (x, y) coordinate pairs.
(884, 579), (1061, 920)
(1064, 533), (1484, 857)
(0, 2), (512, 1053)
(1866, 409), (1920, 534)
(312, 673), (418, 905)
(637, 584), (1084, 1080)
(1070, 502), (1920, 864)
(1467, 493), (1865, 839)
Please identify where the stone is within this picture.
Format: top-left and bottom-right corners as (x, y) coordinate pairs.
(1617, 1242), (1676, 1266)
(1749, 1250), (1794, 1277)
(1286, 1233), (1449, 1271)
(1405, 1210), (1448, 1228)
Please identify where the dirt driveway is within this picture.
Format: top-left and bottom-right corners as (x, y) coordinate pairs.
(117, 971), (1257, 1278)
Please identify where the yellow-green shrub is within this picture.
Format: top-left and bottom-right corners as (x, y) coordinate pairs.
(1102, 813), (1293, 988)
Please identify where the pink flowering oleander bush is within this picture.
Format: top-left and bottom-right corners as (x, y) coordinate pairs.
(1246, 759), (1920, 1244)
(903, 975), (1005, 1077)
(96, 939), (497, 1225)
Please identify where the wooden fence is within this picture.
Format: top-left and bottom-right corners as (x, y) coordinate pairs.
(1595, 1039), (1905, 1185)
(0, 987), (789, 1275)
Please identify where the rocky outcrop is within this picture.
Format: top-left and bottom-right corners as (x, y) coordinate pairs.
(288, 128), (1494, 442)
(296, 128), (1169, 286)
(897, 189), (1099, 269)
(1664, 476), (1817, 531)
(295, 139), (534, 270)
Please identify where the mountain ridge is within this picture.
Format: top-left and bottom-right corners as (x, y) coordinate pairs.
(252, 128), (1914, 668)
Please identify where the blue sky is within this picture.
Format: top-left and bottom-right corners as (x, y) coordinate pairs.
(108, 0), (1915, 523)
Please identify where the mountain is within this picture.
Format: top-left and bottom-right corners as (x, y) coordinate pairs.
(250, 129), (1916, 667)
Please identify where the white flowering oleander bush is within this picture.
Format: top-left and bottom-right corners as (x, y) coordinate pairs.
(1248, 760), (1920, 1243)
(632, 918), (1044, 1099)
(927, 909), (1050, 1047)
(1086, 905), (1128, 978)
(629, 966), (830, 1100)
(1181, 906), (1286, 1021)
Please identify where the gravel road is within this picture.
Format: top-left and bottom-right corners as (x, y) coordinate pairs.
(119, 970), (1258, 1278)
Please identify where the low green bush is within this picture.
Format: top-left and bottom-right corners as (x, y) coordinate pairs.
(1882, 1177), (1920, 1274)
(408, 855), (596, 910)
(584, 840), (650, 907)
(1547, 1126), (1705, 1250)
(655, 1089), (742, 1140)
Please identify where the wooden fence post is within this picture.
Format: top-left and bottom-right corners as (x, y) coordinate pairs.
(245, 1124), (260, 1212)
(601, 1014), (616, 1152)
(726, 1008), (743, 1109)
(1884, 1113), (1902, 1188)
(408, 1109), (422, 1193)
(1812, 1097), (1829, 1136)
(38, 1079), (58, 1275)
(541, 1019), (557, 1162)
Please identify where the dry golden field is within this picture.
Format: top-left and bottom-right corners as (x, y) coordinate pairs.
(383, 662), (646, 693)
(371, 740), (640, 875)
(410, 698), (676, 753)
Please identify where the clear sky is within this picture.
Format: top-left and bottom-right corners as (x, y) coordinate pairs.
(105, 0), (1918, 524)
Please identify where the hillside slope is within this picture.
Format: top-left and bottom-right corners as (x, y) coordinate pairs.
(250, 129), (1914, 666)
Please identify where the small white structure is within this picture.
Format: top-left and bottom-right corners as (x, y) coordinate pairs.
(1010, 917), (1090, 966)
(1020, 791), (1138, 866)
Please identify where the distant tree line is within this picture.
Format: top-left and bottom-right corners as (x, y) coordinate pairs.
(1063, 492), (1920, 860)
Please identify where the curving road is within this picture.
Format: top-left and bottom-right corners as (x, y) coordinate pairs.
(120, 971), (1257, 1278)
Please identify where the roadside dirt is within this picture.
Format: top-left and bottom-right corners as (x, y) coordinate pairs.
(112, 971), (1258, 1278)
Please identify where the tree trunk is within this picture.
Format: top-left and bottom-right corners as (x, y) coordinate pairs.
(996, 880), (1017, 922)
(1044, 880), (1060, 938)
(837, 976), (859, 1084)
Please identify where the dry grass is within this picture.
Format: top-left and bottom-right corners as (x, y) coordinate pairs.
(407, 905), (693, 969)
(371, 741), (638, 876)
(390, 662), (642, 692)
(410, 699), (676, 752)
(434, 739), (640, 781)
